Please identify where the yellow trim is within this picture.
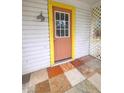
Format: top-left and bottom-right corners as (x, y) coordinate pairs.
(48, 0), (76, 65)
(48, 0), (54, 65)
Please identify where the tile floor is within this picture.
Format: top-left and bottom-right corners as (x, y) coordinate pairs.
(22, 55), (101, 93)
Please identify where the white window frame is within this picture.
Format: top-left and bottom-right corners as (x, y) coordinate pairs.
(54, 11), (70, 38)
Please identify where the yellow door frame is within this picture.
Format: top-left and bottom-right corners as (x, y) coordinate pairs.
(48, 0), (76, 65)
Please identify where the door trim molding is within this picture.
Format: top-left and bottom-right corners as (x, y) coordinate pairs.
(48, 0), (76, 65)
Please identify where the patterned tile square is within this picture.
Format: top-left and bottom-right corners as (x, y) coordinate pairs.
(22, 88), (27, 93)
(71, 60), (83, 67)
(22, 73), (31, 84)
(64, 68), (85, 86)
(60, 62), (75, 72)
(49, 74), (71, 93)
(47, 65), (64, 78)
(22, 83), (29, 93)
(65, 86), (84, 93)
(85, 59), (101, 70)
(75, 80), (100, 93)
(77, 65), (96, 78)
(29, 69), (48, 86)
(80, 55), (96, 63)
(27, 85), (35, 93)
(95, 68), (101, 74)
(78, 59), (86, 64)
(35, 80), (50, 93)
(88, 73), (101, 91)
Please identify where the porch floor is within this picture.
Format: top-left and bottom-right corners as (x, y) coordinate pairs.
(22, 55), (101, 93)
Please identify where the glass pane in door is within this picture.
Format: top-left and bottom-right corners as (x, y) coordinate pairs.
(61, 13), (64, 20)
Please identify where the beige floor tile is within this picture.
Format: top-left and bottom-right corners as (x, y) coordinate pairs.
(64, 68), (85, 86)
(65, 86), (84, 93)
(88, 73), (101, 91)
(49, 74), (71, 93)
(85, 59), (101, 70)
(29, 69), (48, 86)
(76, 80), (100, 93)
(77, 64), (96, 78)
(22, 83), (29, 93)
(95, 68), (101, 74)
(35, 80), (50, 93)
(27, 85), (35, 93)
(79, 55), (96, 63)
(65, 80), (100, 93)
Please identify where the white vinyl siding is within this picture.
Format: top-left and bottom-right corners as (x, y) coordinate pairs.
(75, 8), (91, 58)
(22, 0), (50, 74)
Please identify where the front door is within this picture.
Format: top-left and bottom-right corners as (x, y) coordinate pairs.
(53, 6), (72, 62)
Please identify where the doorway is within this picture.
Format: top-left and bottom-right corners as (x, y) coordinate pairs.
(53, 6), (72, 62)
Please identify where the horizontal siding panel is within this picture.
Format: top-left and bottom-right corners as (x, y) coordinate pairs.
(22, 11), (48, 17)
(23, 45), (49, 52)
(77, 9), (90, 14)
(22, 41), (49, 47)
(22, 36), (49, 42)
(23, 49), (50, 57)
(23, 1), (47, 9)
(76, 38), (89, 42)
(23, 16), (48, 22)
(22, 29), (48, 35)
(77, 9), (90, 13)
(76, 24), (90, 28)
(76, 42), (89, 47)
(22, 36), (49, 41)
(22, 21), (48, 26)
(23, 52), (50, 60)
(22, 25), (49, 30)
(76, 18), (90, 21)
(76, 13), (91, 18)
(22, 38), (49, 43)
(23, 53), (50, 61)
(23, 6), (47, 13)
(22, 35), (49, 39)
(75, 29), (90, 33)
(76, 16), (90, 20)
(77, 8), (90, 11)
(23, 56), (50, 66)
(22, 29), (49, 33)
(22, 9), (48, 14)
(23, 56), (50, 64)
(23, 0), (47, 4)
(22, 40), (50, 46)
(76, 19), (90, 23)
(22, 41), (50, 47)
(76, 25), (90, 28)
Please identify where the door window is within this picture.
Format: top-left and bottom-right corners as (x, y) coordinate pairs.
(55, 11), (70, 38)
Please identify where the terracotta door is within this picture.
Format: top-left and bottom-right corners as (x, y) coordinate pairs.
(53, 7), (72, 62)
